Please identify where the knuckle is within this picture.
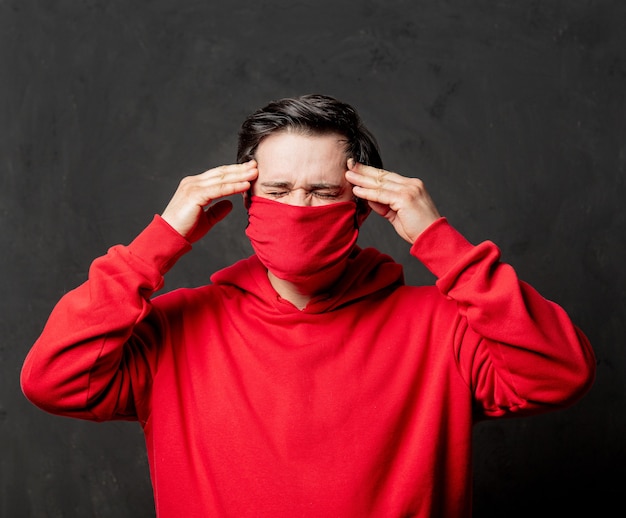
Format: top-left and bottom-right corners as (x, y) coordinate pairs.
(210, 166), (228, 182)
(178, 176), (194, 190)
(397, 190), (414, 204)
(407, 178), (425, 196)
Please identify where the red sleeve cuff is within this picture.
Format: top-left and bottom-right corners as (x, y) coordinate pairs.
(409, 217), (475, 279)
(126, 215), (192, 275)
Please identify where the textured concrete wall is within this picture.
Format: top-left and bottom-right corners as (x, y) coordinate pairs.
(2, 1), (624, 516)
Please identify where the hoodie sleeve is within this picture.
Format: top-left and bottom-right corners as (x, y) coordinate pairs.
(20, 215), (192, 423)
(411, 218), (596, 418)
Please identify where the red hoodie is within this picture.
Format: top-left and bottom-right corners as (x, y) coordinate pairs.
(21, 215), (595, 517)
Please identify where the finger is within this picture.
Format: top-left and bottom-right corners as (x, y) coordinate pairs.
(206, 199), (234, 225)
(352, 184), (397, 208)
(350, 175), (408, 207)
(199, 160), (258, 180)
(182, 162), (258, 205)
(346, 161), (405, 190)
(367, 200), (391, 217)
(196, 162), (258, 191)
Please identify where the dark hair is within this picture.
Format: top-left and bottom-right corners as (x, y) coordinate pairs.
(237, 94), (383, 168)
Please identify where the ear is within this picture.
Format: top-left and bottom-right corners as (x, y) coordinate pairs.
(242, 190), (251, 209)
(355, 198), (371, 227)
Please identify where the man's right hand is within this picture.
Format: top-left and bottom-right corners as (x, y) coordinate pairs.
(161, 160), (258, 243)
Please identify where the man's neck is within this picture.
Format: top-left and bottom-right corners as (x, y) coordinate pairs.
(267, 271), (312, 311)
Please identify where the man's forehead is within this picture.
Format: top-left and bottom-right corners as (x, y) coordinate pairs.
(255, 132), (349, 183)
(256, 133), (347, 159)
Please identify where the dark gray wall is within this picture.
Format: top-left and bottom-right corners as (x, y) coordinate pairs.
(2, 1), (624, 516)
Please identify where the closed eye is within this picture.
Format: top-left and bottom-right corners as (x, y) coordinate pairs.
(312, 191), (340, 199)
(259, 182), (345, 200)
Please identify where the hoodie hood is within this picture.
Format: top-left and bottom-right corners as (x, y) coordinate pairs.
(210, 246), (404, 314)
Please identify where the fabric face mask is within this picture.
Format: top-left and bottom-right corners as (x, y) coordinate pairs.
(245, 196), (359, 294)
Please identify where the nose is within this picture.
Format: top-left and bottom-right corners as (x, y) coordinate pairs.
(285, 189), (312, 207)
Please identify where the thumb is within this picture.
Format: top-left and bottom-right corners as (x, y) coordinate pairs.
(187, 200), (234, 243)
(206, 199), (234, 226)
(367, 200), (391, 218)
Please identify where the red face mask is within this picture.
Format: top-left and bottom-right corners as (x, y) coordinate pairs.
(245, 196), (359, 294)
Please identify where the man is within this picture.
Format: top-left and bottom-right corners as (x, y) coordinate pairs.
(21, 94), (596, 517)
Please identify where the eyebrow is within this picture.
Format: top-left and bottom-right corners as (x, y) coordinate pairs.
(259, 181), (344, 190)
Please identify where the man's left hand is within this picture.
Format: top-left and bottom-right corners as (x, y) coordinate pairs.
(345, 160), (441, 244)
